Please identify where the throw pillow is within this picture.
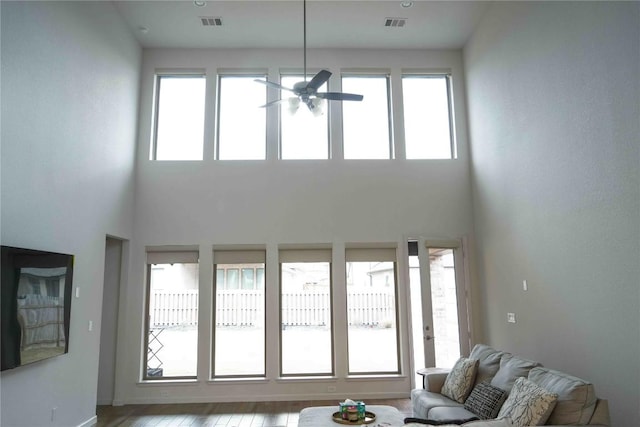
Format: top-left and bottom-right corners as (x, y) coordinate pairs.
(464, 382), (507, 419)
(497, 377), (558, 427)
(441, 357), (479, 403)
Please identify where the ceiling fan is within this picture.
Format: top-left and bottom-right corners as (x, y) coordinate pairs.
(255, 0), (363, 115)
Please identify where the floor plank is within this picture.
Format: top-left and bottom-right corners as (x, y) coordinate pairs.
(96, 399), (411, 427)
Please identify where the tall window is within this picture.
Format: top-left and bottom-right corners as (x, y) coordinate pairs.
(402, 75), (455, 159)
(144, 251), (199, 379)
(345, 247), (399, 374)
(153, 74), (206, 160)
(217, 75), (267, 160)
(280, 75), (329, 159)
(213, 250), (266, 377)
(342, 75), (392, 159)
(280, 249), (333, 376)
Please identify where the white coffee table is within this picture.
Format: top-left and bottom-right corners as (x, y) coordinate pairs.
(299, 405), (405, 427)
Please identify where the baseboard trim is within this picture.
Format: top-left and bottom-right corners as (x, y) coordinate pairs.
(117, 391), (409, 405)
(78, 415), (97, 427)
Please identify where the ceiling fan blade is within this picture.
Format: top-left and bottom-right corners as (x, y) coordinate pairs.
(316, 92), (364, 101)
(306, 69), (332, 91)
(258, 99), (288, 108)
(255, 79), (295, 92)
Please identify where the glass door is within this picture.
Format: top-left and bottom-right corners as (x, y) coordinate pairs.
(409, 238), (470, 386)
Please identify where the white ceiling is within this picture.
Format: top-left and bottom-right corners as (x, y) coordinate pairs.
(113, 0), (492, 50)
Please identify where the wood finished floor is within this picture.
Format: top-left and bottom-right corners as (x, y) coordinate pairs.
(96, 399), (413, 427)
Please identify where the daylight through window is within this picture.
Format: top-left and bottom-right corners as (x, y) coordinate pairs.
(144, 251), (199, 379)
(280, 249), (333, 376)
(213, 250), (266, 377)
(345, 248), (399, 374)
(342, 75), (392, 159)
(280, 75), (329, 159)
(153, 75), (206, 161)
(402, 75), (455, 159)
(217, 75), (267, 160)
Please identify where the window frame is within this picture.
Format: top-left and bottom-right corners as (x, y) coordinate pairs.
(215, 72), (268, 161)
(212, 249), (267, 379)
(344, 247), (401, 375)
(143, 250), (199, 381)
(279, 249), (334, 377)
(279, 73), (331, 160)
(341, 73), (394, 159)
(401, 73), (456, 159)
(151, 73), (206, 161)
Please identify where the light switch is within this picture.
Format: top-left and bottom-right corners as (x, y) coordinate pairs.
(88, 320), (93, 331)
(523, 280), (528, 291)
(507, 313), (516, 323)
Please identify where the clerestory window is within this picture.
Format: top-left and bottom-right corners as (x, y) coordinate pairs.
(152, 74), (206, 161)
(342, 74), (392, 159)
(280, 74), (330, 159)
(217, 74), (267, 160)
(402, 74), (455, 159)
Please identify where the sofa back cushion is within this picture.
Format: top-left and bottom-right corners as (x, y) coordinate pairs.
(490, 355), (541, 393)
(469, 344), (509, 386)
(527, 367), (597, 425)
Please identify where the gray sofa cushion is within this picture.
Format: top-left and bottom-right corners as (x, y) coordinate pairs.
(427, 406), (479, 423)
(528, 367), (597, 425)
(469, 344), (509, 386)
(490, 355), (542, 393)
(411, 388), (464, 418)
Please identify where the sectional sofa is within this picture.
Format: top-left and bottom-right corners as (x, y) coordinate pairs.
(410, 344), (610, 426)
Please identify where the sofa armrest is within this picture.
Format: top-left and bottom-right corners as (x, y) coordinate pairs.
(417, 368), (451, 392)
(588, 399), (610, 426)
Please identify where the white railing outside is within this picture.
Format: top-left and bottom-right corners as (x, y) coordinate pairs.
(149, 289), (395, 328)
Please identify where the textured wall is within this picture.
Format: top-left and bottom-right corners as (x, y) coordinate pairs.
(0, 2), (141, 426)
(464, 2), (640, 424)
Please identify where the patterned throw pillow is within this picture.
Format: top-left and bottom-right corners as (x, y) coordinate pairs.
(441, 357), (479, 403)
(497, 377), (558, 427)
(464, 382), (508, 419)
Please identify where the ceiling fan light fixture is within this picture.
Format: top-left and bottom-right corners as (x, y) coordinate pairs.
(254, 0), (362, 116)
(310, 98), (325, 116)
(288, 97), (301, 115)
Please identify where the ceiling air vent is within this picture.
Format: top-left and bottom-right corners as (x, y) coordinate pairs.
(384, 17), (407, 27)
(200, 16), (223, 26)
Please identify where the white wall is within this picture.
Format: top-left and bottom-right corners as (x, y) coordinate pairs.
(464, 2), (640, 424)
(0, 2), (141, 426)
(113, 48), (477, 404)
